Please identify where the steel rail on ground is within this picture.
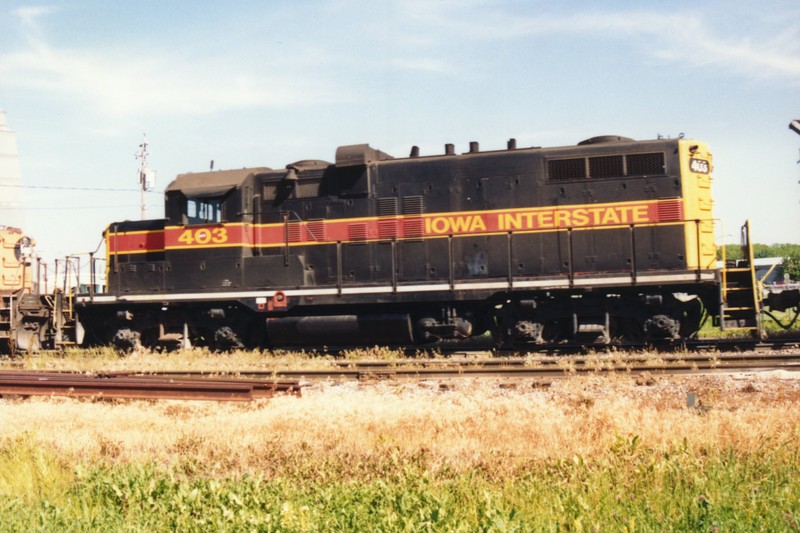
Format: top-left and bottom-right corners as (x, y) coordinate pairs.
(2, 349), (799, 401)
(0, 371), (301, 401)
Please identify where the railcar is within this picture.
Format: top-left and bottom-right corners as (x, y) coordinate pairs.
(75, 135), (761, 349)
(0, 226), (76, 353)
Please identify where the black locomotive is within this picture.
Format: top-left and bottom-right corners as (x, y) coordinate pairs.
(73, 135), (761, 349)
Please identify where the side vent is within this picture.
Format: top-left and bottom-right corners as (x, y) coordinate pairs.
(548, 152), (666, 181)
(548, 158), (586, 181)
(296, 178), (322, 198)
(287, 224), (303, 243)
(402, 196), (424, 239)
(306, 220), (327, 241)
(588, 155), (624, 178)
(263, 182), (278, 201)
(626, 153), (665, 176)
(348, 223), (368, 242)
(378, 197), (400, 239)
(377, 197), (399, 216)
(378, 220), (399, 239)
(656, 199), (684, 221)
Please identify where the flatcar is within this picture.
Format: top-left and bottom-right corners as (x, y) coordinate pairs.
(74, 135), (762, 349)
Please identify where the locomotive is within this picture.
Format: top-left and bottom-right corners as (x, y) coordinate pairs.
(68, 134), (765, 350)
(0, 226), (76, 353)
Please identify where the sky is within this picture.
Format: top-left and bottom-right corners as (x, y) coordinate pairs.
(1, 0), (799, 268)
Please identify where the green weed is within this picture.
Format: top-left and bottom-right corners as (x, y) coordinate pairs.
(0, 441), (798, 531)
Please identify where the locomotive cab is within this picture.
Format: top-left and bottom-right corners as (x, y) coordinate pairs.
(164, 167), (266, 226)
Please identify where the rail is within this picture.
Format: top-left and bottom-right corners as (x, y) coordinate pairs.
(3, 351), (795, 397)
(0, 371), (302, 401)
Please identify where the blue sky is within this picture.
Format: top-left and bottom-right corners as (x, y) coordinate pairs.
(1, 0), (799, 263)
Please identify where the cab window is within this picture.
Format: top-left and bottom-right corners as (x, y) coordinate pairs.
(187, 197), (222, 224)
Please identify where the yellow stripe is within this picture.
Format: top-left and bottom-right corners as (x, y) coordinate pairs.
(257, 220), (695, 248)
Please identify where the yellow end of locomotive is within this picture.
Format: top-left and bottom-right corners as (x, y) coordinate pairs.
(678, 139), (716, 271)
(0, 226), (35, 295)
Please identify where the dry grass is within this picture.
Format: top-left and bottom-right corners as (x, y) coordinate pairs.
(3, 346), (427, 374)
(2, 372), (799, 479)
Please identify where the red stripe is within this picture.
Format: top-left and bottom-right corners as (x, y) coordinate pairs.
(107, 230), (165, 254)
(108, 200), (683, 254)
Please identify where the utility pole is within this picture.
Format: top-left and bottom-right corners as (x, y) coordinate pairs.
(135, 134), (155, 220)
(792, 120), (800, 166)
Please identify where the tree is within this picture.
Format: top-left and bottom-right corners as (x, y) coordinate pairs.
(782, 252), (800, 282)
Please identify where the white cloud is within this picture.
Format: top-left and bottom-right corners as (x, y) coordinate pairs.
(0, 8), (346, 118)
(392, 6), (800, 84)
(390, 57), (451, 73)
(2, 4), (798, 121)
(655, 25), (800, 82)
(12, 5), (58, 27)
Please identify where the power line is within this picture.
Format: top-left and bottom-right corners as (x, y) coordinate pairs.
(0, 183), (161, 194)
(1, 204), (144, 210)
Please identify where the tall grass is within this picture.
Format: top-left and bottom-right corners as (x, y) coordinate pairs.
(1, 365), (799, 530)
(1, 437), (798, 531)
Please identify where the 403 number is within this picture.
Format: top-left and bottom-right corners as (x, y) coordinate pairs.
(177, 227), (228, 245)
(689, 158), (710, 174)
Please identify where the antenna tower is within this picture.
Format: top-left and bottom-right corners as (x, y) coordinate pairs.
(135, 134), (155, 220)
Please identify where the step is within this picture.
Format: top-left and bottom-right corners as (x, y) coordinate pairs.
(724, 266), (753, 272)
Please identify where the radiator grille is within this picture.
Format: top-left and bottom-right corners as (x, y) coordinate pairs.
(589, 155), (624, 178)
(626, 152), (665, 176)
(548, 158), (586, 181)
(296, 178), (322, 198)
(548, 152), (666, 181)
(263, 182), (278, 201)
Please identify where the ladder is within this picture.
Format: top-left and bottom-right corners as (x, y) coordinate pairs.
(53, 289), (77, 347)
(720, 220), (762, 334)
(52, 256), (79, 347)
(0, 295), (13, 354)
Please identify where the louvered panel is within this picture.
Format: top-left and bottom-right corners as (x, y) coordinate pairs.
(287, 224), (303, 243)
(378, 219), (399, 239)
(377, 197), (399, 216)
(401, 195), (423, 215)
(348, 223), (368, 241)
(402, 218), (424, 238)
(657, 199), (684, 221)
(306, 219), (327, 241)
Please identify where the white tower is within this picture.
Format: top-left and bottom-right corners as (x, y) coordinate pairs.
(0, 109), (25, 228)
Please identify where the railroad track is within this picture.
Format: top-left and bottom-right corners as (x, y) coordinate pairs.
(2, 351), (798, 402)
(412, 336), (800, 356)
(0, 371), (301, 402)
(154, 352), (800, 382)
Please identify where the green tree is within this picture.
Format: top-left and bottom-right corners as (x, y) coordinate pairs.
(782, 252), (800, 281)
